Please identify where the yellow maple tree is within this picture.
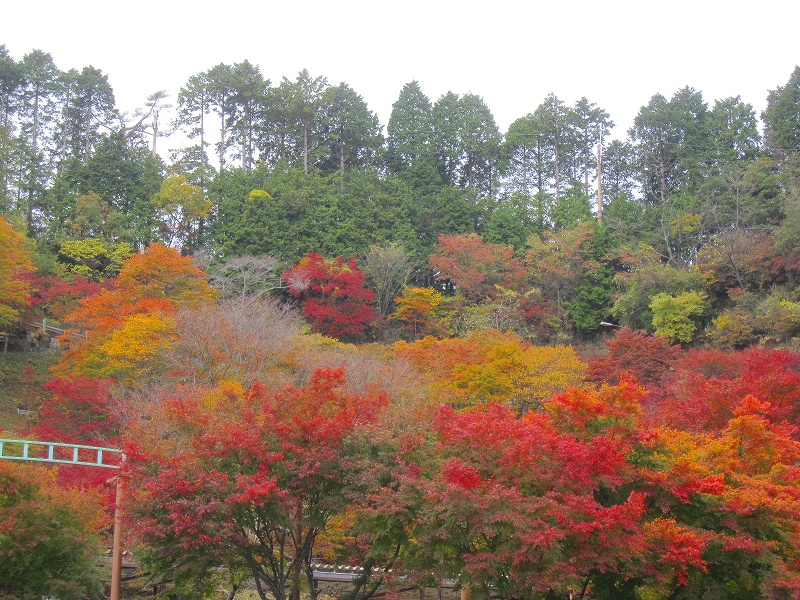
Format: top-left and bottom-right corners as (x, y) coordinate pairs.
(394, 329), (585, 411)
(0, 217), (35, 329)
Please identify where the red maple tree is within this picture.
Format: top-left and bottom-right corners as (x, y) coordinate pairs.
(126, 368), (391, 600)
(283, 252), (377, 340)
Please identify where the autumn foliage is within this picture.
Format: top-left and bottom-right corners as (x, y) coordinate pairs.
(658, 347), (800, 434)
(429, 234), (528, 302)
(53, 242), (218, 378)
(283, 252), (377, 340)
(126, 368), (391, 600)
(29, 274), (107, 321)
(587, 327), (682, 389)
(359, 383), (647, 598)
(390, 286), (452, 340)
(394, 329), (586, 411)
(8, 235), (800, 600)
(0, 217), (35, 328)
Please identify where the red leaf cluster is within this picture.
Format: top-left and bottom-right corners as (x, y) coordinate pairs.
(283, 252), (377, 340)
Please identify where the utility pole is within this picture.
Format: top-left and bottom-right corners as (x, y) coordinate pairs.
(110, 476), (124, 600)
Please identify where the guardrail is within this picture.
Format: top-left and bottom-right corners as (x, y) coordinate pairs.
(0, 438), (122, 469)
(22, 319), (88, 339)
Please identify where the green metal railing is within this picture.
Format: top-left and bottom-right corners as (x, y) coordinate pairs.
(0, 438), (122, 469)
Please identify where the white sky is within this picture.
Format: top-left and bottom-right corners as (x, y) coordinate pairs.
(3, 0), (799, 157)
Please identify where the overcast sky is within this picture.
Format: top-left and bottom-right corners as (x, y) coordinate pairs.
(3, 0), (799, 156)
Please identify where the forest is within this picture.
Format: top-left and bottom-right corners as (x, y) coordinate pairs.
(2, 43), (800, 599)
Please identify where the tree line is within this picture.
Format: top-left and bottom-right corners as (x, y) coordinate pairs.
(2, 45), (800, 345)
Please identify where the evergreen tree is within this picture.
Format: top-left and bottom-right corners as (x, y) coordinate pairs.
(0, 45), (21, 128)
(319, 82), (383, 175)
(56, 66), (118, 167)
(762, 65), (800, 160)
(571, 97), (613, 199)
(205, 63), (236, 171)
(228, 60), (268, 172)
(173, 71), (216, 191)
(15, 49), (61, 232)
(386, 81), (437, 178)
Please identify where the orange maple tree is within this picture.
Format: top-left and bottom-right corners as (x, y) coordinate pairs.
(390, 286), (452, 340)
(429, 234), (528, 302)
(54, 242), (218, 379)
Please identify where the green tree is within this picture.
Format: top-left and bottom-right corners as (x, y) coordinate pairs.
(600, 139), (637, 213)
(0, 124), (18, 213)
(279, 69), (328, 173)
(0, 462), (105, 600)
(320, 82), (383, 175)
(503, 113), (548, 201)
(551, 184), (594, 230)
(56, 65), (118, 166)
(175, 73), (211, 186)
(612, 244), (706, 331)
(630, 87), (710, 206)
(525, 223), (610, 336)
(650, 290), (707, 343)
(706, 96), (760, 172)
(205, 62), (237, 171)
(210, 166), (292, 259)
(386, 81), (438, 179)
(571, 97), (613, 199)
(227, 60), (268, 171)
(58, 237), (132, 281)
(627, 88), (712, 265)
(762, 65), (800, 160)
(453, 93), (501, 197)
(151, 174), (211, 250)
(481, 197), (537, 249)
(0, 45), (21, 126)
(55, 131), (163, 247)
(410, 186), (479, 257)
(432, 91), (462, 186)
(15, 49), (61, 233)
(60, 190), (126, 240)
(534, 93), (574, 202)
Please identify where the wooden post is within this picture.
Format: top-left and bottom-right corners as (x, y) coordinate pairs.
(110, 476), (123, 600)
(460, 585), (470, 600)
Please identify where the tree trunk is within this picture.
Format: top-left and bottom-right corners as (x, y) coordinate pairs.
(219, 103), (226, 171)
(303, 123), (309, 173)
(291, 507), (303, 600)
(597, 144), (603, 223)
(340, 144), (345, 191)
